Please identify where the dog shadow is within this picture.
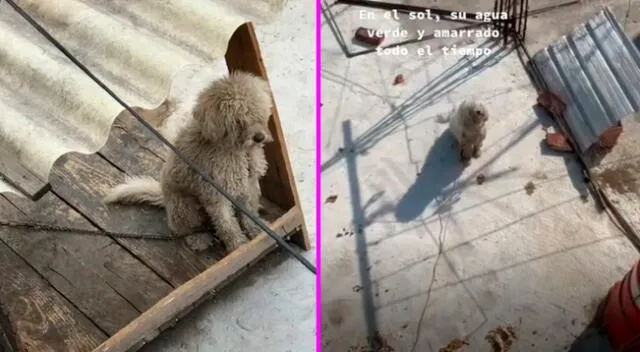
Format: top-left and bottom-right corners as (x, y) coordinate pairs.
(394, 130), (465, 223)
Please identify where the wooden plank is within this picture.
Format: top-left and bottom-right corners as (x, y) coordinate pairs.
(101, 113), (166, 177)
(129, 99), (174, 132)
(93, 207), (304, 352)
(0, 149), (50, 201)
(3, 192), (176, 310)
(102, 102), (178, 174)
(224, 22), (311, 250)
(0, 222), (107, 351)
(0, 193), (173, 334)
(104, 100), (175, 167)
(49, 152), (209, 287)
(224, 22), (296, 209)
(260, 198), (288, 223)
(0, 304), (16, 352)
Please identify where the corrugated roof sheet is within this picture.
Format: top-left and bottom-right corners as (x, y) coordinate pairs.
(531, 7), (640, 153)
(0, 0), (284, 196)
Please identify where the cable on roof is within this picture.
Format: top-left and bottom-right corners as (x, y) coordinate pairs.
(2, 0), (316, 275)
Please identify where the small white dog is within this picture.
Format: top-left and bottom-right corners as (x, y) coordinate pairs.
(449, 100), (489, 164)
(103, 71), (274, 253)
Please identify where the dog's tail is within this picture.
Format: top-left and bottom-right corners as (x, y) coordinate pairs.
(436, 114), (450, 124)
(102, 176), (165, 207)
(436, 107), (456, 124)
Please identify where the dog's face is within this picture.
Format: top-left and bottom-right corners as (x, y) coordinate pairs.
(238, 107), (273, 148)
(467, 101), (489, 126)
(193, 71), (274, 148)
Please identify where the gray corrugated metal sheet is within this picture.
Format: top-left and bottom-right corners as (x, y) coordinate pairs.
(0, 0), (284, 196)
(531, 7), (640, 153)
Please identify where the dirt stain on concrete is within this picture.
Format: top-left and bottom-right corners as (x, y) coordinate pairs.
(595, 159), (640, 195)
(326, 299), (353, 327)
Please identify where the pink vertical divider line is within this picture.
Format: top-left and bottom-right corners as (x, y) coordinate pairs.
(315, 0), (323, 351)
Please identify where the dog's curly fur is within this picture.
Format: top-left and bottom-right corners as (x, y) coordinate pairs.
(103, 71), (274, 253)
(449, 100), (489, 164)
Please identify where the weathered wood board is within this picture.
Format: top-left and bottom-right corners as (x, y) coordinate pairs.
(0, 198), (107, 352)
(0, 149), (50, 201)
(0, 192), (169, 335)
(225, 23), (311, 250)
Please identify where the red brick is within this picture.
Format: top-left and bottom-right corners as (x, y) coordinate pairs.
(598, 125), (623, 149)
(546, 132), (573, 152)
(537, 91), (567, 119)
(354, 27), (385, 46)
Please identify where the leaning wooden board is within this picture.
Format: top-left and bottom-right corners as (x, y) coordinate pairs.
(225, 23), (311, 251)
(0, 22), (310, 352)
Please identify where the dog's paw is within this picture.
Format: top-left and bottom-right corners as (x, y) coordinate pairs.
(223, 235), (250, 253)
(184, 233), (214, 252)
(244, 218), (267, 240)
(245, 227), (261, 240)
(472, 148), (482, 159)
(460, 150), (472, 164)
(460, 154), (472, 166)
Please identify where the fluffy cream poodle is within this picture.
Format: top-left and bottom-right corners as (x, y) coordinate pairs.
(449, 100), (489, 164)
(103, 71), (274, 253)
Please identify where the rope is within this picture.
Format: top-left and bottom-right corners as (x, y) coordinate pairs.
(2, 0), (316, 275)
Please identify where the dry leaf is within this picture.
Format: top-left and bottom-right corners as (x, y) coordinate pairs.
(440, 338), (469, 352)
(325, 195), (338, 203)
(486, 326), (517, 352)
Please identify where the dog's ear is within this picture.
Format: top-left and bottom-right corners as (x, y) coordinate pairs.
(216, 99), (249, 121)
(253, 79), (274, 122)
(256, 77), (273, 103)
(192, 93), (226, 141)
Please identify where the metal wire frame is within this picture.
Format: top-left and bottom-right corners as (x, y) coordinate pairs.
(493, 0), (529, 44)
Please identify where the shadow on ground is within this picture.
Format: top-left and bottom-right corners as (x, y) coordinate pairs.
(395, 130), (465, 222)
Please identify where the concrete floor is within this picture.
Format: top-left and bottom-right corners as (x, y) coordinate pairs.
(142, 2), (316, 352)
(321, 1), (640, 351)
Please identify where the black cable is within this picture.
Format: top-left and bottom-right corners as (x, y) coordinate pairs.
(3, 0), (316, 275)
